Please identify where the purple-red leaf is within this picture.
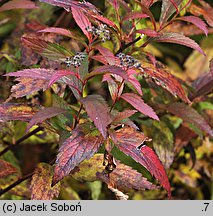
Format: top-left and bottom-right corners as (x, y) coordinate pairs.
(190, 72), (213, 100)
(27, 107), (68, 132)
(168, 102), (213, 137)
(141, 0), (157, 8)
(122, 12), (148, 21)
(0, 103), (37, 122)
(97, 162), (159, 191)
(22, 36), (73, 61)
(92, 55), (108, 65)
(40, 0), (98, 12)
(38, 27), (74, 38)
(52, 123), (104, 185)
(141, 61), (190, 103)
(112, 109), (138, 123)
(30, 163), (60, 200)
(136, 29), (159, 37)
(176, 16), (208, 36)
(5, 68), (54, 98)
(110, 127), (171, 198)
(96, 46), (118, 66)
(72, 154), (158, 191)
(154, 33), (205, 55)
(85, 65), (128, 81)
(160, 0), (182, 26)
(90, 14), (119, 31)
(0, 0), (38, 12)
(38, 27), (88, 46)
(6, 68), (53, 80)
(103, 74), (124, 103)
(120, 93), (159, 120)
(71, 6), (92, 42)
(12, 78), (49, 98)
(81, 95), (112, 139)
(127, 69), (143, 95)
(0, 159), (19, 178)
(139, 145), (171, 198)
(48, 70), (76, 87)
(174, 125), (197, 154)
(135, 1), (156, 30)
(190, 0), (213, 27)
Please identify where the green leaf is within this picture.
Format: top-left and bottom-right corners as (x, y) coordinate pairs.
(152, 121), (174, 169)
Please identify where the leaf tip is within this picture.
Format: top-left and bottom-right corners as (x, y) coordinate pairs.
(51, 175), (59, 187)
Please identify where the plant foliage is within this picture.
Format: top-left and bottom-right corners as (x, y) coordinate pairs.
(0, 0), (212, 200)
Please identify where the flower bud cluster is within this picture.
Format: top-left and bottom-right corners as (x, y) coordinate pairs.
(86, 24), (110, 42)
(116, 53), (141, 69)
(64, 52), (86, 68)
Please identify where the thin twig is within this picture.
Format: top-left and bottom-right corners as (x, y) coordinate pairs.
(115, 36), (142, 55)
(0, 126), (43, 157)
(0, 159), (56, 197)
(73, 104), (83, 129)
(0, 173), (33, 197)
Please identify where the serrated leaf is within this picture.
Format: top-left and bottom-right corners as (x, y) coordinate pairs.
(176, 16), (208, 36)
(71, 6), (92, 42)
(112, 109), (138, 123)
(174, 125), (197, 154)
(151, 121), (174, 169)
(40, 0), (99, 12)
(195, 0), (213, 27)
(52, 123), (104, 185)
(122, 12), (148, 21)
(0, 103), (37, 122)
(0, 159), (18, 178)
(154, 33), (205, 55)
(90, 14), (119, 31)
(8, 82), (42, 100)
(103, 74), (122, 103)
(160, 0), (182, 26)
(168, 102), (213, 137)
(6, 68), (54, 98)
(6, 68), (82, 99)
(38, 27), (75, 38)
(81, 95), (112, 139)
(22, 37), (73, 61)
(30, 163), (60, 200)
(141, 0), (157, 8)
(26, 107), (68, 132)
(72, 154), (158, 191)
(110, 127), (171, 198)
(136, 29), (159, 37)
(135, 1), (156, 30)
(38, 27), (88, 47)
(0, 0), (38, 12)
(191, 72), (213, 99)
(85, 65), (128, 82)
(6, 68), (54, 80)
(96, 46), (118, 66)
(127, 69), (143, 95)
(91, 55), (108, 64)
(48, 70), (76, 87)
(141, 61), (190, 103)
(120, 93), (159, 120)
